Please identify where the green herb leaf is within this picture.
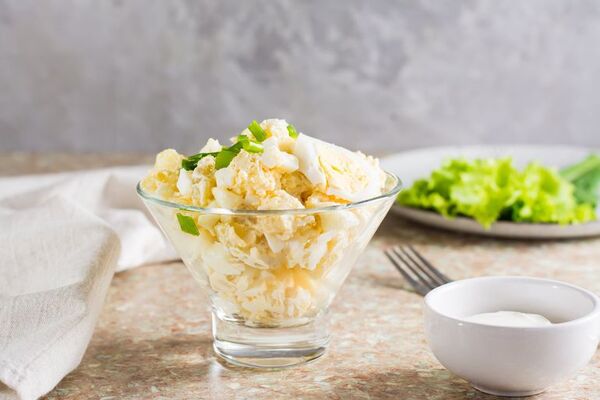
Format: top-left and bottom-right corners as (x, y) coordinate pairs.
(176, 213), (199, 236)
(248, 120), (267, 142)
(215, 149), (237, 169)
(287, 124), (298, 139)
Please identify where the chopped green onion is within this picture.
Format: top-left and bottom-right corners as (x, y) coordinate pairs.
(235, 133), (263, 153)
(287, 124), (298, 139)
(242, 140), (263, 153)
(215, 149), (237, 169)
(181, 152), (218, 171)
(182, 125), (268, 171)
(228, 140), (244, 153)
(248, 120), (267, 142)
(176, 213), (199, 236)
(235, 134), (250, 149)
(181, 158), (197, 171)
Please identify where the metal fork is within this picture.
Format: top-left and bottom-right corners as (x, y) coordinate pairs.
(384, 245), (453, 296)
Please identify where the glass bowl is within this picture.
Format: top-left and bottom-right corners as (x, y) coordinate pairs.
(137, 171), (401, 368)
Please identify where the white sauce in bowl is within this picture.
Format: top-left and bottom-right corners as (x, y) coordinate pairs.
(465, 311), (552, 327)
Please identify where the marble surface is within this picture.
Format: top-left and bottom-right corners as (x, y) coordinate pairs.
(2, 154), (599, 399)
(2, 1), (600, 154)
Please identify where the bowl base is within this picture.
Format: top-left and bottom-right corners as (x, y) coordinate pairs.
(472, 384), (545, 397)
(213, 341), (326, 369)
(212, 312), (330, 369)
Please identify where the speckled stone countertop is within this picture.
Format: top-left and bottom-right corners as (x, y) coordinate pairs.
(3, 154), (599, 400)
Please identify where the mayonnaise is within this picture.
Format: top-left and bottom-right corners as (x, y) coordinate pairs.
(465, 311), (552, 327)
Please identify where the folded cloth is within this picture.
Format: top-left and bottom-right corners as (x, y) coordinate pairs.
(0, 166), (176, 271)
(0, 166), (176, 400)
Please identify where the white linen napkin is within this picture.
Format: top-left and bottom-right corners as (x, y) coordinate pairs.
(0, 166), (176, 400)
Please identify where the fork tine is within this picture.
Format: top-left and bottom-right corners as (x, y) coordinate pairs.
(391, 247), (438, 291)
(385, 249), (429, 296)
(407, 245), (452, 284)
(399, 247), (447, 287)
(384, 248), (428, 295)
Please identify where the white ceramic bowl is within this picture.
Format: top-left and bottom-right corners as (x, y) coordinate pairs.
(424, 276), (600, 397)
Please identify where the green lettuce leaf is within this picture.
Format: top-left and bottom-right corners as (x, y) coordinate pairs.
(560, 154), (600, 207)
(397, 157), (596, 228)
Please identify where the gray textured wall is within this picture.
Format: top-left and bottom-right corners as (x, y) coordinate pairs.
(1, 0), (600, 154)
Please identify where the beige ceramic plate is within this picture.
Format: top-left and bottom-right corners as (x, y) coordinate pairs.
(381, 145), (600, 239)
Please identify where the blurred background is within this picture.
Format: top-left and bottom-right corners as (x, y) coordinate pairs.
(1, 0), (600, 156)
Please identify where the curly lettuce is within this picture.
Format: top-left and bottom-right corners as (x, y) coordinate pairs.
(397, 157), (597, 228)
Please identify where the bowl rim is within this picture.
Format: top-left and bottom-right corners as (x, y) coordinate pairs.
(137, 170), (402, 216)
(424, 276), (600, 330)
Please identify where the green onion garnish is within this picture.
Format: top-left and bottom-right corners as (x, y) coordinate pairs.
(243, 141), (263, 153)
(228, 140), (245, 153)
(215, 149), (237, 169)
(176, 213), (199, 236)
(287, 124), (298, 139)
(181, 152), (218, 171)
(181, 158), (197, 171)
(181, 121), (268, 171)
(248, 120), (267, 142)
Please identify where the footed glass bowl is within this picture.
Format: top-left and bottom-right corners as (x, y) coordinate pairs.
(137, 172), (401, 368)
